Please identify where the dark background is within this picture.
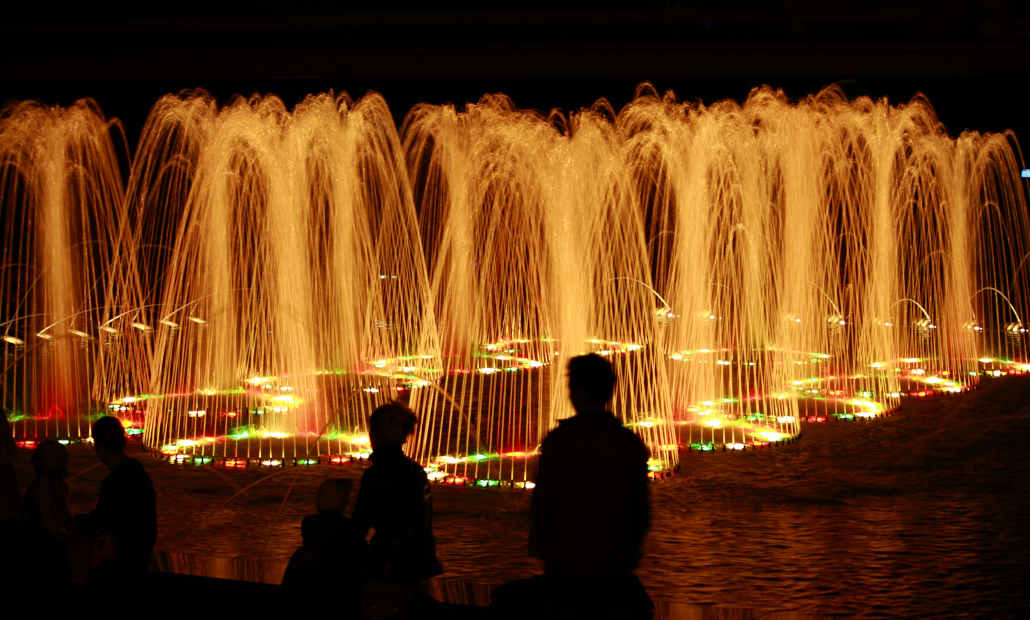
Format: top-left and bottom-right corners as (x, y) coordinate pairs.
(2, 2), (1029, 158)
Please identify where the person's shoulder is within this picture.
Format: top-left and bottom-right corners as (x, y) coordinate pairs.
(401, 455), (428, 481)
(540, 418), (576, 450)
(617, 425), (649, 456)
(118, 457), (148, 474)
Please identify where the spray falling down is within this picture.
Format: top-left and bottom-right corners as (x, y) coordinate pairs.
(1, 85), (1028, 481)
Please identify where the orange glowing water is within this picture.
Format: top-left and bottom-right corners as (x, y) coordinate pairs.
(1, 85), (1027, 480)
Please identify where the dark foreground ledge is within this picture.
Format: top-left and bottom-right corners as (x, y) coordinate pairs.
(89, 572), (818, 619)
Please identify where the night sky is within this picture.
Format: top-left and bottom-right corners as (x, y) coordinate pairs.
(2, 4), (1028, 154)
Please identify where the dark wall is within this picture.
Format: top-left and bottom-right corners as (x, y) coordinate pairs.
(2, 6), (1028, 153)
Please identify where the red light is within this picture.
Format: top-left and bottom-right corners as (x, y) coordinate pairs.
(222, 458), (248, 469)
(223, 411), (237, 418)
(329, 456), (350, 465)
(16, 440), (38, 449)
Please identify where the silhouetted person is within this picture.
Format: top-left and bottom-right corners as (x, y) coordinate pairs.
(0, 413), (20, 585)
(22, 440), (74, 583)
(354, 403), (442, 585)
(352, 402), (443, 618)
(494, 353), (652, 619)
(282, 478), (368, 602)
(75, 416), (156, 583)
(0, 413), (18, 523)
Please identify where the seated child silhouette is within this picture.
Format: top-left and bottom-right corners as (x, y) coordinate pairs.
(282, 478), (368, 598)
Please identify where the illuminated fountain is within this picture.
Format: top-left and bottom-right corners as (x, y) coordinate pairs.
(116, 92), (438, 461)
(0, 100), (134, 440)
(403, 94), (677, 481)
(623, 85), (1029, 441)
(2, 85), (1028, 480)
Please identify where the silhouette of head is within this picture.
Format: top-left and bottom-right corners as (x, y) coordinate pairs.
(92, 415), (127, 465)
(368, 402), (417, 451)
(316, 478), (354, 513)
(0, 410), (14, 465)
(31, 440), (68, 478)
(568, 353), (617, 413)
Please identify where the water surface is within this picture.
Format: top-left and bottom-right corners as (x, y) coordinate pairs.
(42, 376), (1030, 616)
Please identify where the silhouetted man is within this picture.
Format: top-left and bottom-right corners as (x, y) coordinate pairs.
(76, 416), (156, 582)
(520, 353), (652, 617)
(354, 402), (442, 584)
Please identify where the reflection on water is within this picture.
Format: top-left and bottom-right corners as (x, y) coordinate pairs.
(153, 552), (817, 619)
(42, 377), (1030, 616)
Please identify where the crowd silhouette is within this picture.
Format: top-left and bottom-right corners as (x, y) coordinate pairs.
(3, 414), (157, 587)
(3, 353), (653, 618)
